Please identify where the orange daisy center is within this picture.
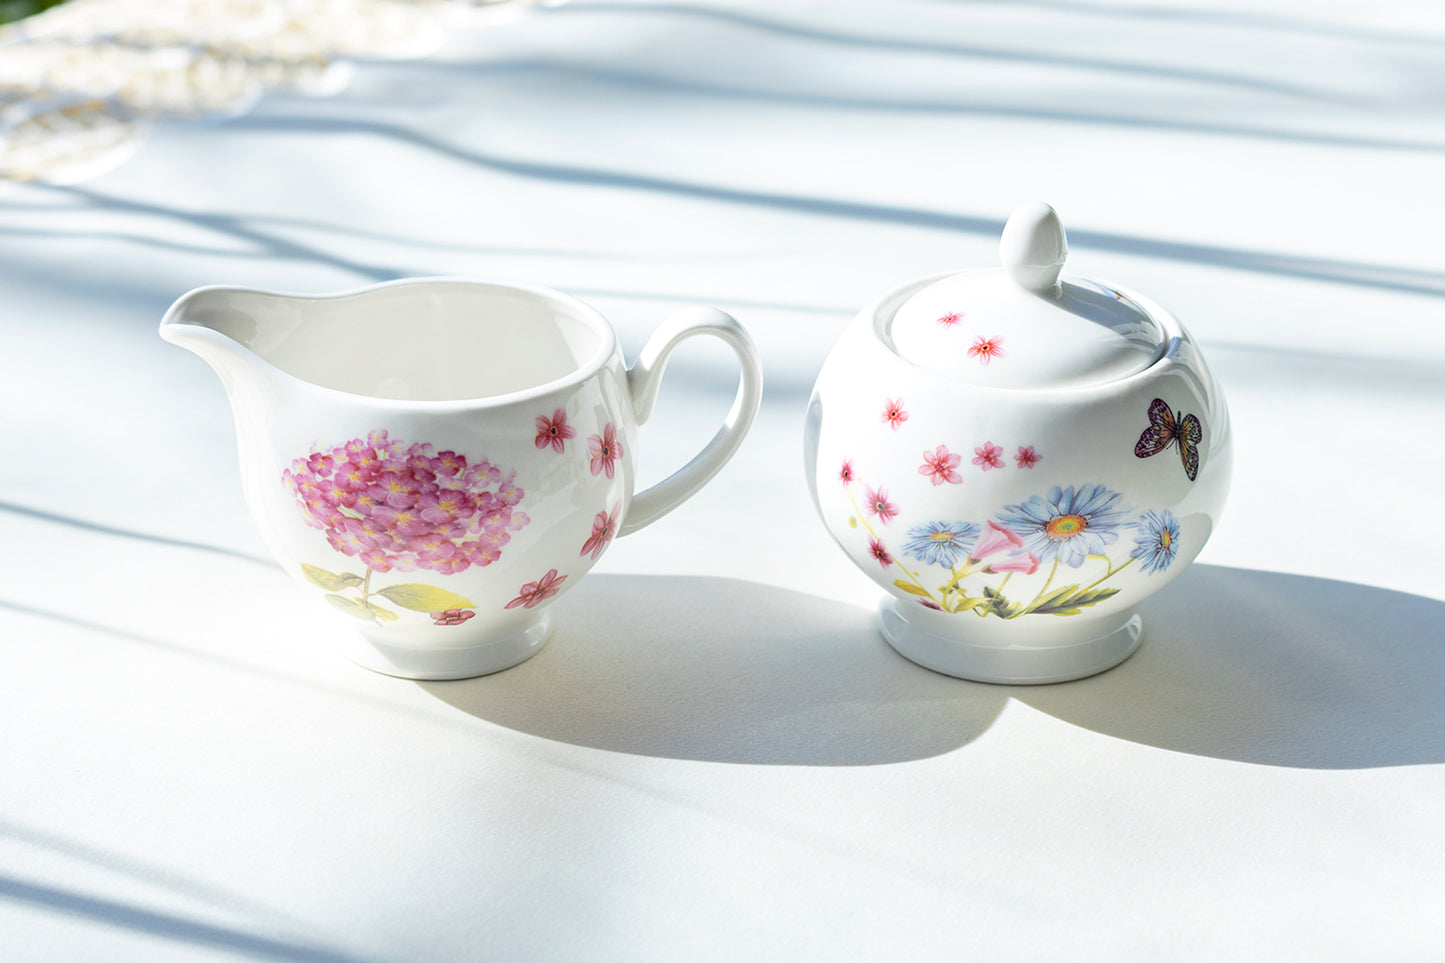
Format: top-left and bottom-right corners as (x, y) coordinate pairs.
(1045, 514), (1086, 538)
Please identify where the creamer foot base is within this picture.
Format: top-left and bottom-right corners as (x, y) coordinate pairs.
(338, 613), (553, 680)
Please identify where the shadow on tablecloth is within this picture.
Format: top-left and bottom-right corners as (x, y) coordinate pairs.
(419, 565), (1444, 769)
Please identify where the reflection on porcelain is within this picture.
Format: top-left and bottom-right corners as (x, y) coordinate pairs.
(162, 278), (763, 680)
(805, 202), (1232, 684)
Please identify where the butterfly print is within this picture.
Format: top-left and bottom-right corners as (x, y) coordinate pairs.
(1134, 398), (1202, 481)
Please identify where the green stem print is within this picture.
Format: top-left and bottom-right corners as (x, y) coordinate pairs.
(846, 485), (934, 600)
(303, 561), (477, 626)
(841, 464), (1181, 620)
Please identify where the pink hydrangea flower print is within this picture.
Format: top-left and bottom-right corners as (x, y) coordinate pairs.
(534, 408), (576, 453)
(1015, 445), (1041, 469)
(968, 336), (1004, 365)
(868, 538), (893, 567)
(918, 445), (962, 486)
(588, 423), (623, 479)
(580, 503), (620, 560)
(881, 398), (908, 431)
(840, 459), (855, 486)
(505, 569), (567, 609)
(282, 429), (528, 577)
(432, 609), (476, 626)
(936, 312), (962, 327)
(865, 485), (898, 524)
(972, 442), (1005, 471)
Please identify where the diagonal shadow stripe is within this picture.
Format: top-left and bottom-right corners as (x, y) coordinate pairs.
(548, 1), (1357, 102)
(0, 823), (321, 941)
(0, 875), (375, 963)
(37, 185), (405, 282)
(211, 116), (1445, 299)
(0, 500), (276, 567)
(443, 57), (1445, 155)
(935, 0), (1445, 49)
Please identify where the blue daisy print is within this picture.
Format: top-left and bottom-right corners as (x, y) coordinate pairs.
(1130, 509), (1181, 574)
(994, 484), (1131, 568)
(903, 520), (980, 567)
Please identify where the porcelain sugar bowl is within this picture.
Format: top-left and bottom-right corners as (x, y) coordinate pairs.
(804, 202), (1231, 684)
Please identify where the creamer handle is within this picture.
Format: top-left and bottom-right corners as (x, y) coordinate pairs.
(618, 307), (763, 537)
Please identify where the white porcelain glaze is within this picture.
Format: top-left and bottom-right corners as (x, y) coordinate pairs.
(162, 278), (763, 679)
(805, 203), (1231, 684)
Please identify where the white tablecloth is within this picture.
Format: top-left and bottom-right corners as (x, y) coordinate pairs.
(2, 1), (1443, 958)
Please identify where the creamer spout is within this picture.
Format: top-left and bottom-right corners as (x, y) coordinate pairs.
(158, 285), (272, 379)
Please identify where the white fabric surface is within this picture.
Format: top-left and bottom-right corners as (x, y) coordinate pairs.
(2, 1), (1443, 958)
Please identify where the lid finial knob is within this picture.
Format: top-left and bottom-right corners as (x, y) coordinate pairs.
(1000, 201), (1067, 294)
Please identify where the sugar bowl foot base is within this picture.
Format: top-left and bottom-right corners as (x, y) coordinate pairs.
(878, 600), (1142, 685)
(337, 613), (553, 680)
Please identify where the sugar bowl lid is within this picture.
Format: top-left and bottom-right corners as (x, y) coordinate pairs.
(889, 202), (1166, 389)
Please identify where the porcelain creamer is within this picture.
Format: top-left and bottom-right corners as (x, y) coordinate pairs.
(162, 278), (762, 680)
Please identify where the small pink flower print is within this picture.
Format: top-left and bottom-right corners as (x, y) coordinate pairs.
(1015, 445), (1041, 469)
(497, 474), (524, 506)
(535, 408), (576, 453)
(881, 398), (909, 431)
(839, 459), (855, 486)
(972, 442), (1005, 471)
(505, 568), (568, 610)
(321, 480), (357, 509)
(408, 534), (458, 564)
(468, 545), (501, 568)
(936, 312), (962, 327)
(359, 548), (394, 573)
(463, 461), (501, 489)
(370, 505), (430, 538)
(869, 538), (893, 567)
(588, 423), (623, 479)
(987, 553), (1040, 575)
(864, 486), (898, 524)
(371, 471), (422, 509)
(918, 445), (962, 486)
(580, 503), (620, 560)
(335, 462), (369, 491)
(417, 490), (471, 525)
(431, 609), (476, 626)
(434, 451), (466, 477)
(972, 520), (1024, 560)
(968, 336), (1005, 365)
(919, 599), (943, 611)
